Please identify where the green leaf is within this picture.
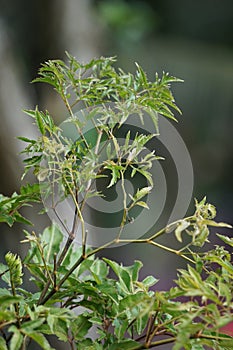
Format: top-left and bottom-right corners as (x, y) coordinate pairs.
(14, 212), (32, 226)
(9, 327), (23, 350)
(90, 259), (109, 284)
(103, 258), (131, 293)
(42, 224), (63, 264)
(0, 295), (22, 307)
(119, 292), (150, 315)
(203, 220), (232, 228)
(18, 136), (36, 144)
(144, 107), (159, 133)
(195, 197), (217, 219)
(23, 332), (54, 350)
(104, 162), (123, 188)
(113, 318), (128, 340)
(108, 339), (138, 350)
(135, 62), (148, 87)
(175, 220), (190, 243)
(130, 260), (143, 283)
(206, 256), (233, 276)
(0, 185), (40, 227)
(216, 234), (233, 247)
(97, 283), (119, 304)
(46, 309), (71, 341)
(141, 275), (158, 288)
(71, 315), (92, 341)
(134, 186), (152, 201)
(78, 342), (103, 350)
(21, 318), (46, 332)
(134, 201), (149, 209)
(27, 106), (46, 135)
(0, 337), (7, 350)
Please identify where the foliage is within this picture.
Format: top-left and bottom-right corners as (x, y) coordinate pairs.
(0, 54), (232, 349)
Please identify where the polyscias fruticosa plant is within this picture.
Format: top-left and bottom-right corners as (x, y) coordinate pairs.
(0, 54), (232, 350)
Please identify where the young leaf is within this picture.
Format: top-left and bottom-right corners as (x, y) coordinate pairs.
(175, 220), (190, 243)
(5, 252), (23, 287)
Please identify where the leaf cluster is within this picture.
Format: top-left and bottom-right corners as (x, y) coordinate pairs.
(0, 223), (232, 349)
(0, 184), (41, 226)
(0, 54), (232, 349)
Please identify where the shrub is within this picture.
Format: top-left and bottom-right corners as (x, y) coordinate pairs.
(0, 54), (232, 349)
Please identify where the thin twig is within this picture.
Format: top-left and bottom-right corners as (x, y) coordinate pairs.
(39, 255), (85, 305)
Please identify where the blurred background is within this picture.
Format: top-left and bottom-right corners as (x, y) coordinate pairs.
(0, 0), (233, 347)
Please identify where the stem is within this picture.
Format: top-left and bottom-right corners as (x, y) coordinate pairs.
(118, 238), (148, 244)
(86, 239), (116, 258)
(82, 230), (87, 257)
(39, 255), (85, 305)
(39, 187), (83, 305)
(56, 189), (79, 267)
(62, 92), (90, 150)
(130, 336), (177, 349)
(145, 337), (177, 348)
(85, 126), (103, 192)
(145, 313), (157, 343)
(117, 238), (195, 264)
(53, 207), (70, 235)
(148, 241), (195, 264)
(148, 216), (194, 241)
(198, 333), (232, 341)
(33, 231), (54, 285)
(39, 133), (102, 306)
(10, 279), (21, 328)
(146, 317), (153, 341)
(133, 332), (231, 350)
(53, 253), (57, 288)
(20, 335), (28, 350)
(64, 180), (86, 253)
